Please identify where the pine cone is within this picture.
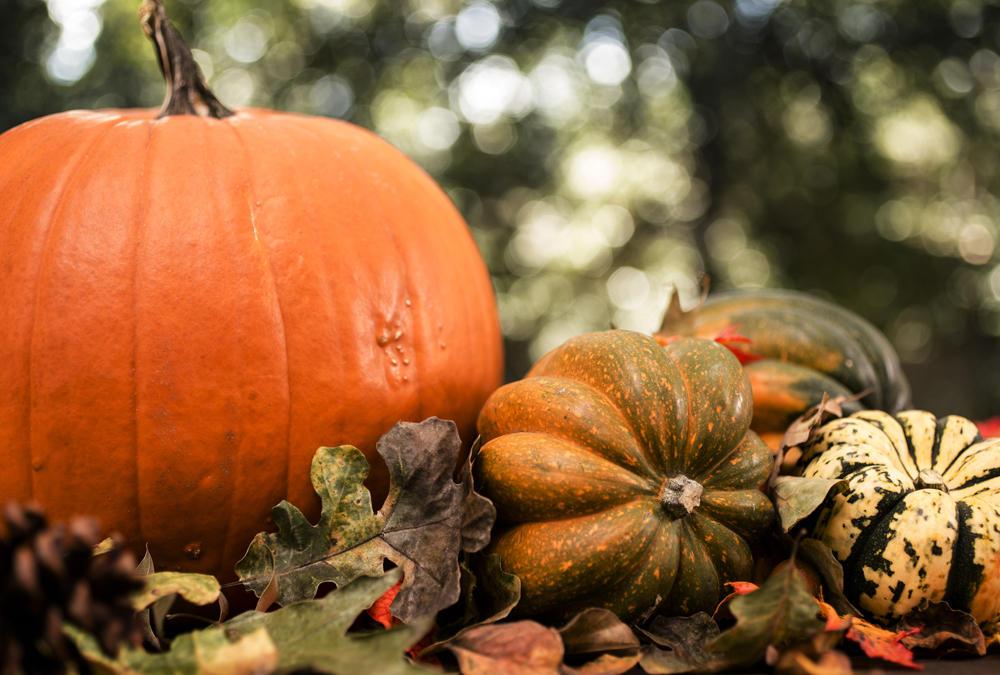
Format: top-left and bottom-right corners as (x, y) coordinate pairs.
(1, 502), (145, 674)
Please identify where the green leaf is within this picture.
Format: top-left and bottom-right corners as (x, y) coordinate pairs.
(770, 475), (844, 533)
(797, 538), (861, 618)
(705, 561), (827, 669)
(236, 417), (496, 622)
(70, 571), (434, 674)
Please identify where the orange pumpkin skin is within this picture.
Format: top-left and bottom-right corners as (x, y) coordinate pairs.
(0, 108), (503, 578)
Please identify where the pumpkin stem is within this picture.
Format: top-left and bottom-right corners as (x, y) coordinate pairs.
(660, 475), (703, 519)
(139, 0), (234, 119)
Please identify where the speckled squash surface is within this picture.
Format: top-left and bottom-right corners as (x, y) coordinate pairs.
(474, 329), (775, 622)
(681, 290), (911, 445)
(791, 410), (1000, 624)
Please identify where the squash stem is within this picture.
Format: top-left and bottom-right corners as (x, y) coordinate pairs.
(660, 475), (703, 519)
(915, 468), (949, 492)
(139, 0), (234, 119)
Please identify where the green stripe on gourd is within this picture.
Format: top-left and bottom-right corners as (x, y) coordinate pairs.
(848, 490), (957, 621)
(791, 409), (1000, 624)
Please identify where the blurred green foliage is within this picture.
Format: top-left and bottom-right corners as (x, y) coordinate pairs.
(3, 0), (1000, 417)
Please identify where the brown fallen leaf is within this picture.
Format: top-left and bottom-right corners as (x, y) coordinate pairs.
(447, 621), (563, 675)
(773, 393), (864, 480)
(558, 608), (639, 656)
(897, 601), (986, 656)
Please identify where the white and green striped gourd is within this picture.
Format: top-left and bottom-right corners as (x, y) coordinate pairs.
(792, 410), (1000, 624)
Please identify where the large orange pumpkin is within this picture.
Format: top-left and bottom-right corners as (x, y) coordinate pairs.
(0, 1), (503, 579)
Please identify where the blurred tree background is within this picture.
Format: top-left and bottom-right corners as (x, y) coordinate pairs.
(3, 0), (999, 418)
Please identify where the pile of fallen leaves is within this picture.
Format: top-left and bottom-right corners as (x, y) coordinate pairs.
(11, 414), (1000, 674)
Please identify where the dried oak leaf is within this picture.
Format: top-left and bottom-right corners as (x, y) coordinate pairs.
(796, 539), (861, 618)
(236, 417), (496, 623)
(897, 601), (987, 656)
(772, 392), (866, 484)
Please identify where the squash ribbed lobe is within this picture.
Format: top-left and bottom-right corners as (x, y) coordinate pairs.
(475, 330), (774, 621)
(794, 410), (1000, 624)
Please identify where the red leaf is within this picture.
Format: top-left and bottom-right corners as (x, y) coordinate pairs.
(728, 581), (760, 596)
(368, 579), (403, 629)
(712, 325), (764, 365)
(976, 416), (1000, 438)
(656, 325), (763, 366)
(817, 600), (922, 670)
(367, 577), (439, 662)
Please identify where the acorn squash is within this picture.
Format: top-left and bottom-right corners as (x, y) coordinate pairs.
(474, 329), (774, 622)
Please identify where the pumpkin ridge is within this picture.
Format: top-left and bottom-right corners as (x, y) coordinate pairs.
(529, 331), (682, 471)
(224, 115), (296, 526)
(660, 345), (697, 472)
(547, 509), (669, 619)
(132, 119), (155, 554)
(27, 116), (127, 503)
(214, 119), (293, 570)
(476, 377), (656, 479)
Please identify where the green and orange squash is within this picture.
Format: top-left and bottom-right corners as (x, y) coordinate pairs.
(790, 410), (1000, 624)
(659, 289), (911, 448)
(474, 329), (775, 622)
(0, 1), (503, 578)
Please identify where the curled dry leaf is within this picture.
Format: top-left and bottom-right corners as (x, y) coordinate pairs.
(897, 601), (987, 656)
(770, 476), (846, 534)
(796, 539), (861, 618)
(637, 612), (720, 674)
(131, 571), (221, 612)
(447, 613), (640, 675)
(447, 620), (564, 675)
(429, 552), (522, 653)
(236, 417), (496, 623)
(655, 279), (710, 339)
